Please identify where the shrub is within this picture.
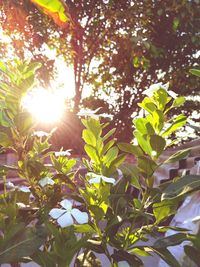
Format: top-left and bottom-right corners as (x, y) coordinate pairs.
(0, 61), (199, 267)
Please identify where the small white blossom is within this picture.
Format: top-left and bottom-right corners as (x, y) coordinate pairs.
(39, 177), (55, 187)
(118, 261), (131, 267)
(78, 108), (113, 119)
(77, 108), (100, 119)
(19, 186), (31, 193)
(143, 82), (177, 98)
(32, 131), (49, 138)
(87, 173), (115, 184)
(6, 182), (15, 189)
(49, 199), (89, 228)
(54, 150), (71, 157)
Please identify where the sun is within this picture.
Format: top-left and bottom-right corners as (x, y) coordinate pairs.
(22, 87), (66, 124)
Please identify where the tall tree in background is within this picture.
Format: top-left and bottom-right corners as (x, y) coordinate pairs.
(0, 0), (199, 144)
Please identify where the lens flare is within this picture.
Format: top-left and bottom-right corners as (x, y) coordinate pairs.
(22, 87), (66, 123)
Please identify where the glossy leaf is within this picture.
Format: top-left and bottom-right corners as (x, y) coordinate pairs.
(118, 143), (143, 157)
(154, 233), (187, 248)
(84, 144), (100, 164)
(162, 175), (200, 200)
(163, 149), (190, 164)
(184, 245), (200, 266)
(31, 0), (70, 28)
(172, 97), (185, 108)
(189, 68), (200, 77)
(0, 226), (47, 264)
(102, 128), (116, 141)
(82, 129), (96, 146)
(138, 97), (157, 114)
(149, 134), (166, 158)
(153, 199), (179, 223)
(162, 115), (187, 137)
(103, 146), (118, 167)
(134, 131), (152, 156)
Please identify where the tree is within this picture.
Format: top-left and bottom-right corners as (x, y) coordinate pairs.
(0, 0), (199, 145)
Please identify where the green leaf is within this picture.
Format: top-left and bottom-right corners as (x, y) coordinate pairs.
(131, 248), (151, 257)
(134, 131), (152, 156)
(89, 205), (105, 221)
(138, 97), (157, 114)
(82, 129), (96, 146)
(0, 132), (12, 147)
(14, 112), (33, 134)
(118, 143), (143, 157)
(149, 134), (166, 158)
(74, 224), (96, 234)
(31, 251), (55, 267)
(189, 68), (200, 77)
(153, 88), (168, 111)
(154, 233), (187, 248)
(109, 153), (126, 170)
(102, 128), (116, 141)
(0, 110), (13, 127)
(111, 249), (144, 267)
(162, 115), (187, 137)
(172, 97), (185, 108)
(119, 163), (140, 189)
(103, 146), (118, 167)
(153, 199), (179, 223)
(102, 139), (115, 155)
(87, 118), (102, 138)
(31, 0), (70, 23)
(184, 245), (200, 266)
(149, 247), (181, 267)
(134, 118), (154, 135)
(0, 226), (47, 264)
(84, 144), (100, 164)
(162, 175), (200, 200)
(138, 156), (158, 178)
(0, 61), (7, 72)
(173, 18), (179, 31)
(164, 149), (190, 164)
(152, 109), (164, 133)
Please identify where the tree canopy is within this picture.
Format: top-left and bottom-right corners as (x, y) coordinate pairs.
(0, 0), (199, 146)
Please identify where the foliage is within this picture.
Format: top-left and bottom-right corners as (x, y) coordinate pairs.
(0, 0), (199, 145)
(0, 61), (200, 266)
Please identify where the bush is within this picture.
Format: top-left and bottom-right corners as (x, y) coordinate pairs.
(0, 61), (199, 267)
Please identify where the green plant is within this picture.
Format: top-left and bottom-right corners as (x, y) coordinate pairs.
(0, 61), (200, 266)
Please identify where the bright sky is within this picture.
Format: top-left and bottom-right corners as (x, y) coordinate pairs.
(42, 43), (92, 99)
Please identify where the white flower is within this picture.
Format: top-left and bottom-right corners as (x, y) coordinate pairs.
(19, 186), (31, 193)
(32, 131), (49, 138)
(87, 173), (115, 184)
(77, 108), (101, 119)
(78, 108), (113, 119)
(39, 177), (55, 187)
(49, 199), (89, 228)
(142, 82), (177, 98)
(54, 150), (71, 157)
(118, 261), (130, 267)
(6, 182), (15, 189)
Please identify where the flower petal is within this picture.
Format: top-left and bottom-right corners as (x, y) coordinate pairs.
(88, 177), (101, 184)
(118, 261), (130, 267)
(71, 208), (89, 224)
(55, 150), (71, 157)
(60, 199), (72, 211)
(49, 208), (65, 219)
(57, 212), (73, 228)
(19, 186), (31, 193)
(168, 90), (178, 99)
(102, 176), (115, 184)
(39, 177), (55, 187)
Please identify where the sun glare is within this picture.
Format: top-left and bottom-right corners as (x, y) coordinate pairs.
(22, 87), (66, 124)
